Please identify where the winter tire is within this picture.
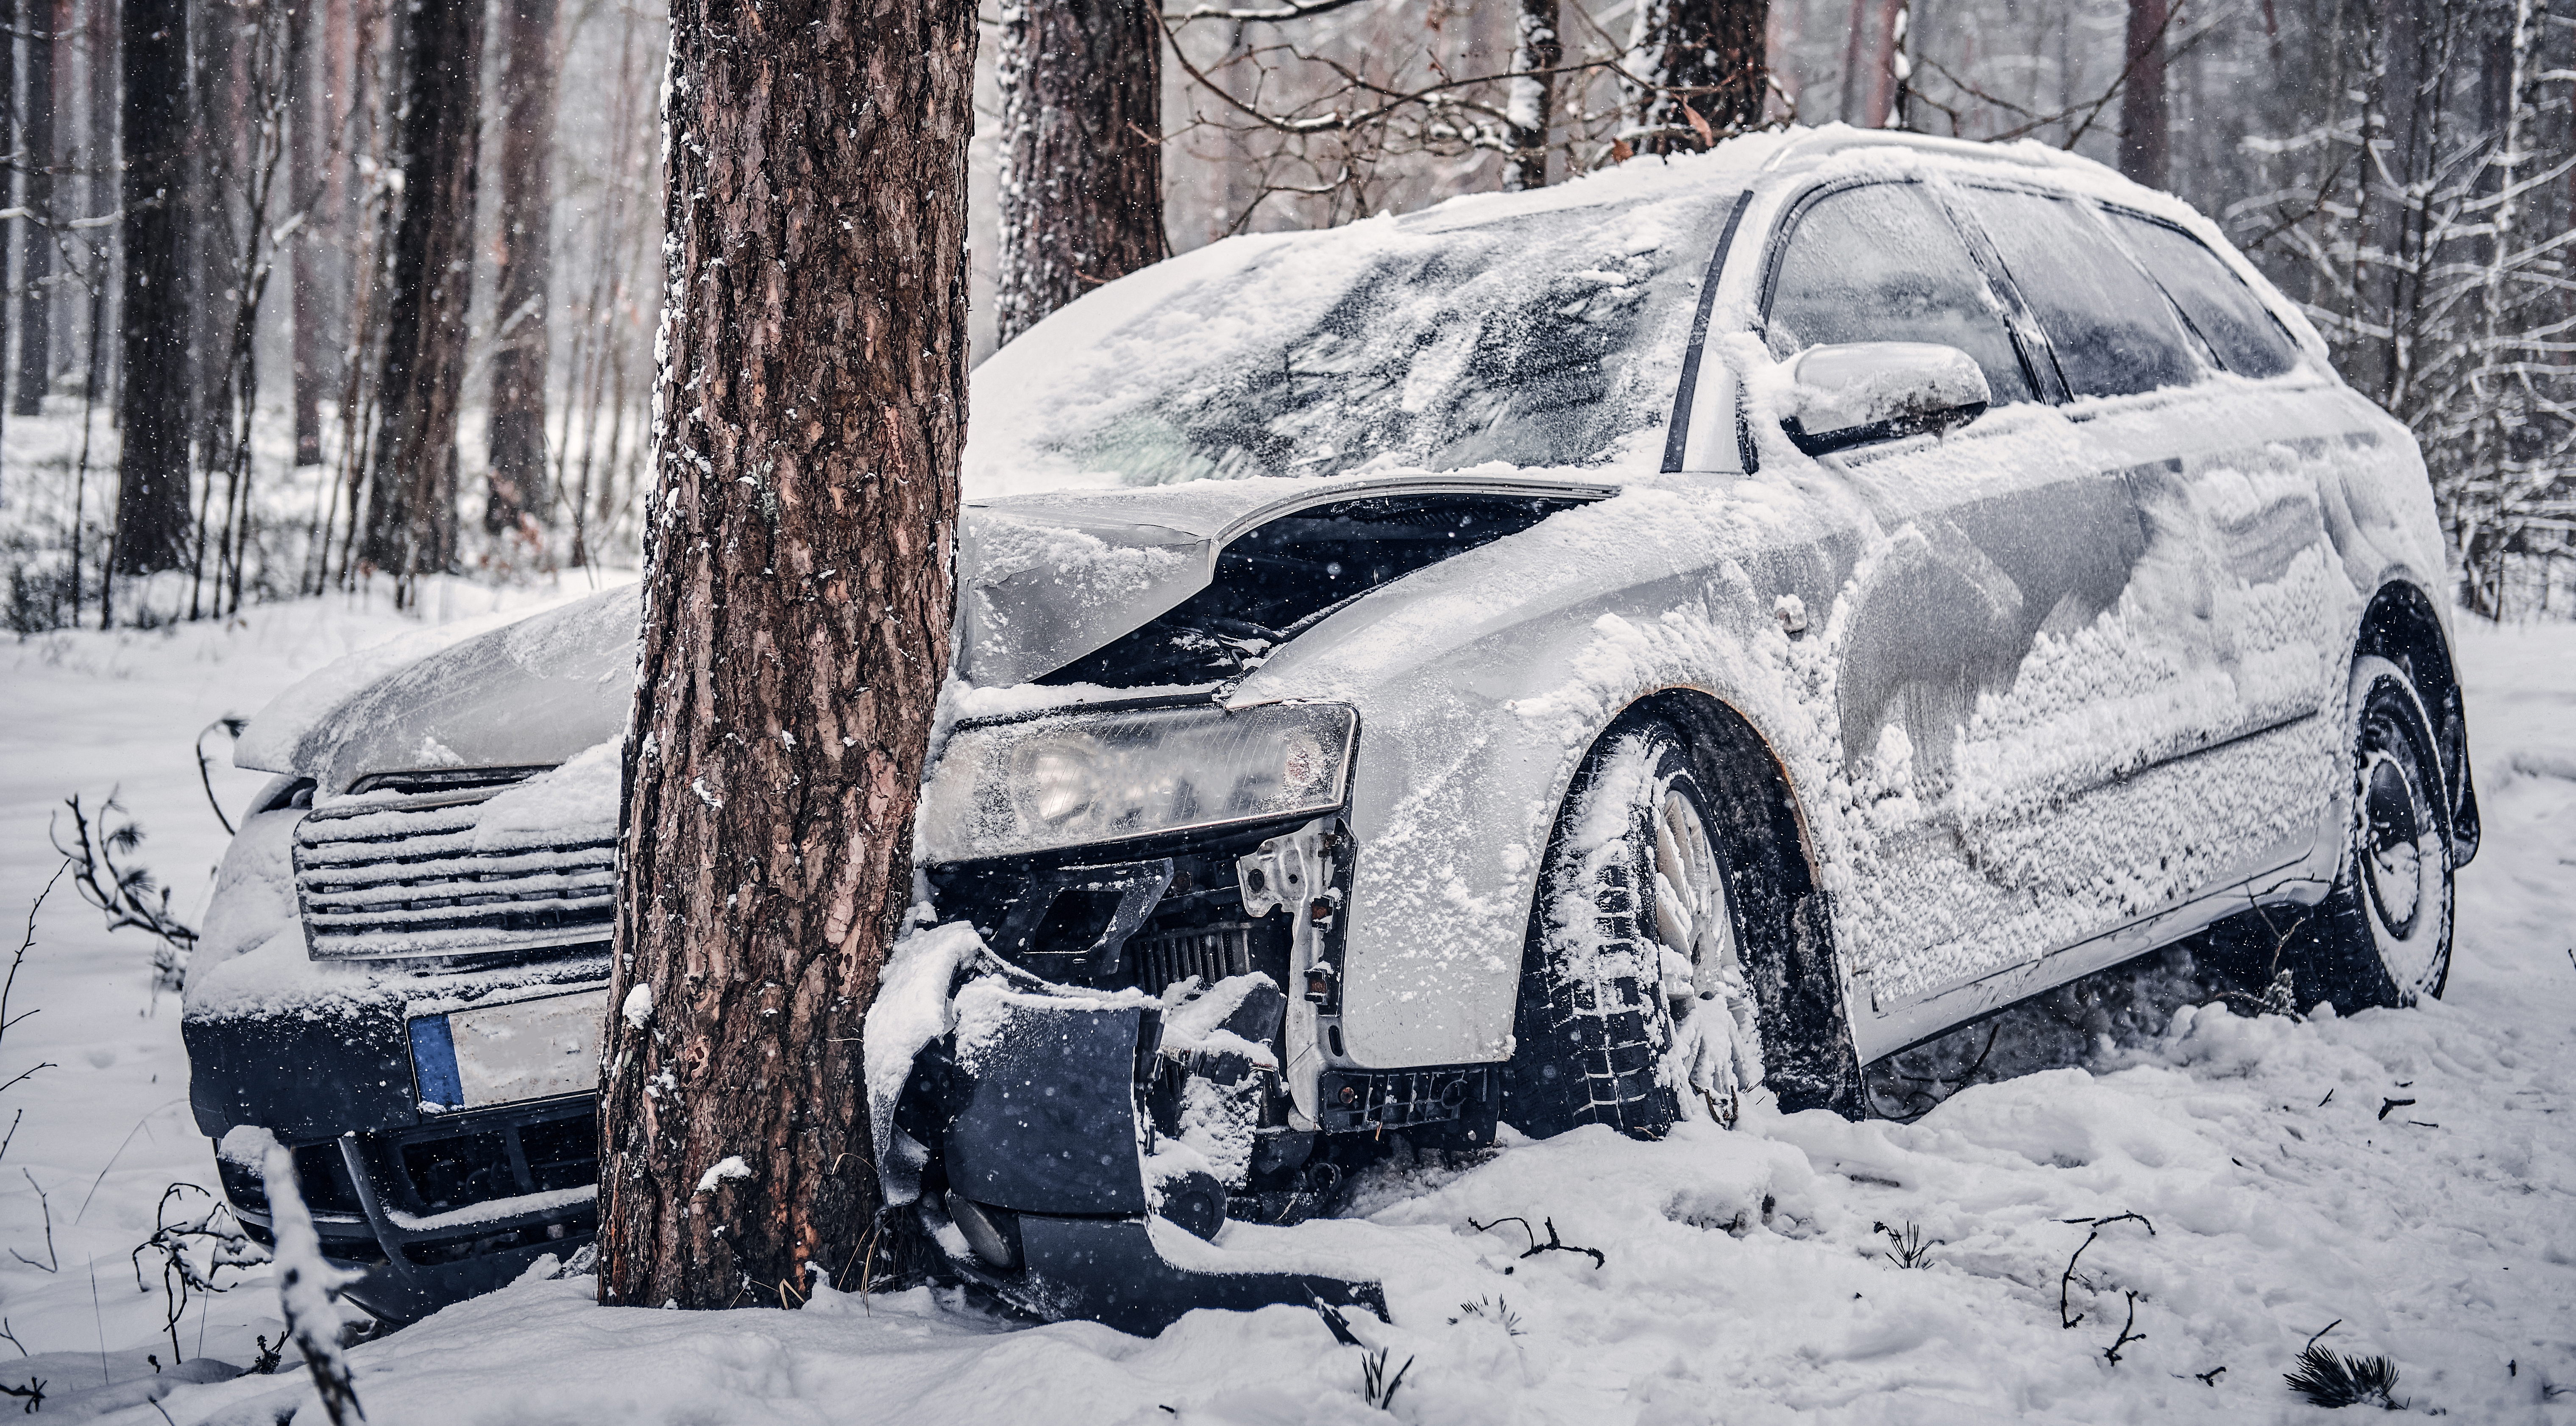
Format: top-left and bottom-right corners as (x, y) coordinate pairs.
(2309, 654), (2454, 1009)
(1503, 716), (1770, 1139)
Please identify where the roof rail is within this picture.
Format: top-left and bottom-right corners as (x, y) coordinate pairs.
(1757, 123), (2083, 175)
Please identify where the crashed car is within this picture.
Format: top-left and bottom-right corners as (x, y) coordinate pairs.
(186, 126), (2479, 1329)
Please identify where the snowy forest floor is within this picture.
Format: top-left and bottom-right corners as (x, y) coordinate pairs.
(0, 594), (2570, 1425)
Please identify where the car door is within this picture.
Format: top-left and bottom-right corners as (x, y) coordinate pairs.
(1758, 178), (2181, 1028)
(1946, 185), (2355, 941)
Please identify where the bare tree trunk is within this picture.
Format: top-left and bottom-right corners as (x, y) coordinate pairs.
(598, 0), (975, 1312)
(484, 0), (555, 533)
(17, 0), (57, 415)
(2119, 0), (2171, 187)
(1626, 0), (1769, 154)
(0, 0), (17, 471)
(288, 0), (323, 465)
(995, 0), (1166, 345)
(191, 2), (241, 477)
(84, 0), (114, 396)
(2361, 0), (2426, 404)
(1839, 0), (1901, 127)
(114, 0), (192, 576)
(1507, 0), (1559, 189)
(361, 0), (483, 586)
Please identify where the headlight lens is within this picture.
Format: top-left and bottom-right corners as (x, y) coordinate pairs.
(918, 702), (1357, 861)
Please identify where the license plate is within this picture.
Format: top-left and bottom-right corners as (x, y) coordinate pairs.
(408, 989), (608, 1111)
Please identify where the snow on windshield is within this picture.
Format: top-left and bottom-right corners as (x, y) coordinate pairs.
(969, 173), (1744, 497)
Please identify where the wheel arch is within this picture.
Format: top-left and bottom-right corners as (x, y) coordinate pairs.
(2354, 579), (2479, 863)
(1579, 687), (1864, 1116)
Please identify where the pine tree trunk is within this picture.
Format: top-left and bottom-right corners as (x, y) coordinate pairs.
(0, 0), (16, 467)
(113, 0), (192, 575)
(16, 0), (57, 415)
(84, 0), (115, 396)
(597, 0), (975, 1312)
(2118, 0), (2171, 188)
(1838, 0), (1901, 127)
(2361, 0), (2427, 405)
(1507, 0), (1560, 189)
(485, 0), (556, 532)
(1626, 0), (1769, 155)
(190, 5), (240, 473)
(289, 0), (323, 465)
(361, 0), (484, 583)
(995, 0), (1165, 345)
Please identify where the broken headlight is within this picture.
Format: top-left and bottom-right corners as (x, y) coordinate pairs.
(917, 702), (1356, 861)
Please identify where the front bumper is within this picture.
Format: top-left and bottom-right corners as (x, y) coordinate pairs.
(189, 960), (609, 1323)
(216, 1097), (599, 1323)
(894, 978), (1383, 1335)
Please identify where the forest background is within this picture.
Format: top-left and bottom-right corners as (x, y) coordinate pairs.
(0, 0), (2569, 635)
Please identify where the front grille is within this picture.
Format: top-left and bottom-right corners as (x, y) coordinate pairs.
(294, 769), (615, 961)
(215, 1142), (367, 1217)
(394, 1105), (600, 1217)
(1131, 921), (1256, 996)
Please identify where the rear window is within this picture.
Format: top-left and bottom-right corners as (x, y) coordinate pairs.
(2102, 212), (2303, 378)
(1765, 181), (2034, 406)
(1961, 187), (2200, 399)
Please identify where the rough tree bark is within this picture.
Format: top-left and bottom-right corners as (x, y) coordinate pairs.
(288, 0), (323, 465)
(485, 0), (557, 532)
(2118, 0), (2171, 188)
(361, 0), (485, 582)
(596, 0), (975, 1311)
(112, 0), (192, 575)
(16, 0), (57, 415)
(995, 0), (1166, 345)
(1625, 0), (1769, 155)
(1507, 0), (1560, 189)
(1838, 0), (1902, 128)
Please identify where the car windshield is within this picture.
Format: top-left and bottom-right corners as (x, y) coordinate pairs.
(968, 189), (1739, 493)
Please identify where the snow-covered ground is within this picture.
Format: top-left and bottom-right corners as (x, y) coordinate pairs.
(0, 596), (2569, 1423)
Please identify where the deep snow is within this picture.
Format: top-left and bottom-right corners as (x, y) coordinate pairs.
(0, 593), (2569, 1424)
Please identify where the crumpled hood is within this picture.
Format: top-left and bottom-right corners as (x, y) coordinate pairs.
(240, 472), (1617, 787)
(237, 585), (644, 791)
(957, 471), (1617, 687)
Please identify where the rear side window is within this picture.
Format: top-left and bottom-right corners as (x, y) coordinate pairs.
(2102, 212), (2303, 378)
(1766, 182), (2033, 406)
(1962, 188), (2200, 399)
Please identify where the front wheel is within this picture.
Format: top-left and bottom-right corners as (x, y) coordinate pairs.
(1501, 718), (1765, 1139)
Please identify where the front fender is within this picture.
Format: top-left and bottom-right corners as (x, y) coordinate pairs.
(1234, 483), (1860, 1069)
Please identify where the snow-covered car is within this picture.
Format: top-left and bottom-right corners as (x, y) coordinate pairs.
(185, 125), (2479, 1329)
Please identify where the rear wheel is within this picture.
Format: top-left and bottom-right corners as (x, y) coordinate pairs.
(1502, 719), (1765, 1139)
(2204, 653), (2456, 1013)
(2316, 654), (2453, 1008)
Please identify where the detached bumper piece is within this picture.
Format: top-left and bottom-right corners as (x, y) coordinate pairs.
(900, 986), (1383, 1336)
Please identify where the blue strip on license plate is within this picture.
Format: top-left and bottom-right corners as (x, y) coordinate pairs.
(408, 1015), (465, 1110)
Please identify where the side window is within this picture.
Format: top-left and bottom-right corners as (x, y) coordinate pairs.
(1766, 182), (2034, 406)
(1961, 188), (2200, 399)
(2102, 212), (2303, 378)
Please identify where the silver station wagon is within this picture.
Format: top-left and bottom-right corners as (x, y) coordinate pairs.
(187, 126), (2477, 1331)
